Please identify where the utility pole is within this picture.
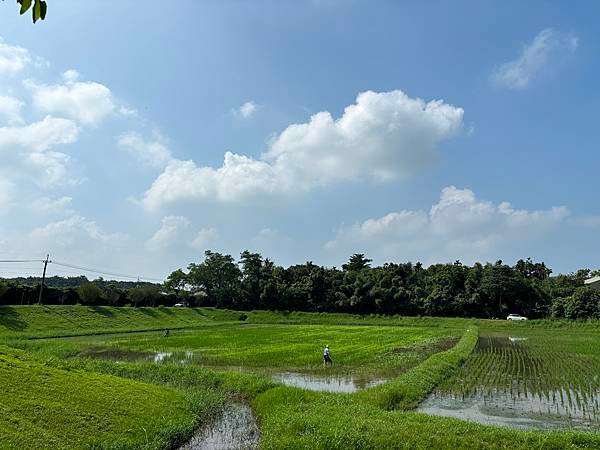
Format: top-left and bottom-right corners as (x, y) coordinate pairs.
(38, 254), (49, 304)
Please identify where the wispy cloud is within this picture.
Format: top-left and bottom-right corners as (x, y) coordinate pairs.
(491, 28), (578, 90)
(234, 101), (257, 119)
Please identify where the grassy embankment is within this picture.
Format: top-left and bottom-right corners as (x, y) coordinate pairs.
(0, 305), (242, 339)
(1, 345), (210, 449)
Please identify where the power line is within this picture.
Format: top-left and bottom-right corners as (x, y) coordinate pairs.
(1, 257), (164, 283)
(46, 268), (91, 276)
(0, 259), (45, 263)
(50, 260), (164, 282)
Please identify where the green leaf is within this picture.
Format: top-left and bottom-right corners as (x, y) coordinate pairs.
(39, 0), (47, 20)
(32, 0), (41, 23)
(19, 0), (32, 15)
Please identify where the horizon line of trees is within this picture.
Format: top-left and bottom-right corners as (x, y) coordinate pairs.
(163, 251), (600, 320)
(0, 276), (171, 308)
(2, 252), (599, 320)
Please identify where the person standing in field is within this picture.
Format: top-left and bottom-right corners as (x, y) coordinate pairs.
(323, 344), (332, 366)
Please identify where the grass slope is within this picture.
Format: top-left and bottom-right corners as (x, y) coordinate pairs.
(0, 305), (241, 338)
(0, 346), (198, 449)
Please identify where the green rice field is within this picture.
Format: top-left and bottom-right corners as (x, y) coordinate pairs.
(420, 327), (600, 430)
(3, 306), (600, 448)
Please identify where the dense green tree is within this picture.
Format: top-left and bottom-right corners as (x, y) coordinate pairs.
(239, 251), (263, 309)
(77, 283), (102, 305)
(187, 251), (241, 308)
(4, 249), (598, 320)
(561, 288), (600, 320)
(164, 269), (188, 294)
(342, 254), (372, 272)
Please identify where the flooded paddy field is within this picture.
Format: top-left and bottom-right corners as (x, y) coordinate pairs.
(40, 322), (460, 393)
(74, 339), (447, 393)
(78, 347), (390, 392)
(419, 331), (600, 430)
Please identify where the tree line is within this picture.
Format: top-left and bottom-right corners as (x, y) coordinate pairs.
(1, 251), (599, 320)
(0, 276), (173, 308)
(163, 251), (600, 320)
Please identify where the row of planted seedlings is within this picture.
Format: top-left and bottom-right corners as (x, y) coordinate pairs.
(432, 333), (600, 425)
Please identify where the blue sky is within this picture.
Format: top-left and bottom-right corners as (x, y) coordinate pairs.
(0, 1), (598, 280)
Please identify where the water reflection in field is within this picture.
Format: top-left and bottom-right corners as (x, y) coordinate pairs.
(419, 389), (600, 430)
(419, 334), (600, 430)
(79, 348), (199, 364)
(272, 371), (387, 393)
(78, 347), (390, 393)
(179, 403), (259, 450)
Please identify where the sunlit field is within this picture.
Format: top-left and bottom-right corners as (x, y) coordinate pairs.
(3, 306), (600, 448)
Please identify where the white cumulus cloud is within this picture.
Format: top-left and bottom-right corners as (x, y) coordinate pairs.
(326, 186), (569, 264)
(28, 215), (126, 248)
(0, 38), (31, 75)
(492, 28), (578, 90)
(189, 227), (219, 250)
(142, 90), (464, 210)
(117, 131), (173, 169)
(146, 215), (191, 251)
(0, 177), (15, 213)
(25, 72), (117, 126)
(0, 115), (79, 152)
(31, 196), (73, 215)
(0, 116), (80, 186)
(0, 95), (24, 125)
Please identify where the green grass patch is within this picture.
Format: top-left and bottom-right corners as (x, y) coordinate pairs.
(0, 305), (242, 338)
(359, 327), (478, 410)
(79, 323), (457, 375)
(0, 345), (200, 449)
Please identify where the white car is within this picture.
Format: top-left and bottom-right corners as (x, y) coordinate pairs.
(507, 314), (528, 321)
(173, 302), (188, 307)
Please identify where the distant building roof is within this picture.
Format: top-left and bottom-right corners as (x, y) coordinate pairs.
(584, 276), (600, 288)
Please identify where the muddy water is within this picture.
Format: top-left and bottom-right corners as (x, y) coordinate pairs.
(180, 403), (259, 450)
(272, 371), (388, 393)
